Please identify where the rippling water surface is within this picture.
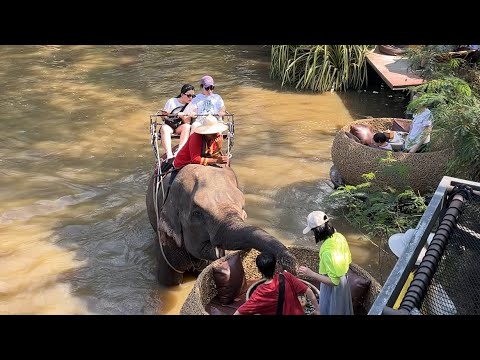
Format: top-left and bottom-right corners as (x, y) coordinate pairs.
(0, 45), (406, 314)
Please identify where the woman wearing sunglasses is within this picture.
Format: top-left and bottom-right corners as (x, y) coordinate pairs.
(160, 83), (197, 163)
(189, 75), (226, 134)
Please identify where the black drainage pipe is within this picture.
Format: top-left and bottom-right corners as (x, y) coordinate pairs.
(399, 185), (472, 313)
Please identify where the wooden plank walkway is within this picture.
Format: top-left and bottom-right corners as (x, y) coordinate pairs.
(366, 47), (425, 90)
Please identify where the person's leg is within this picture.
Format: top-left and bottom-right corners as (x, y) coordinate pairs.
(160, 125), (174, 159)
(416, 143), (428, 153)
(175, 123), (191, 156)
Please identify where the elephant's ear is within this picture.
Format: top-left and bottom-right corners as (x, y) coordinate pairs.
(159, 202), (183, 248)
(158, 204), (183, 247)
(158, 230), (178, 247)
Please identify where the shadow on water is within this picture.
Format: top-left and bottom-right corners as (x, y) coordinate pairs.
(52, 172), (161, 315)
(337, 66), (410, 120)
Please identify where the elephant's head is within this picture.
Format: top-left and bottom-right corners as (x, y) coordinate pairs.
(157, 164), (295, 281)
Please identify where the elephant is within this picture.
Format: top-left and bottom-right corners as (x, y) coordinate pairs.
(146, 164), (296, 286)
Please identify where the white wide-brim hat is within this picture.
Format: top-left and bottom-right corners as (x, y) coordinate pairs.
(194, 115), (228, 135)
(388, 229), (434, 266)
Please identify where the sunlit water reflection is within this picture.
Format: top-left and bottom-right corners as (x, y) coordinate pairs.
(0, 45), (405, 314)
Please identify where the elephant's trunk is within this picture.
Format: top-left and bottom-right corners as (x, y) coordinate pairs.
(213, 215), (297, 273)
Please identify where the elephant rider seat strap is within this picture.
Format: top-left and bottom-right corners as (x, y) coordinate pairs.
(277, 272), (285, 315)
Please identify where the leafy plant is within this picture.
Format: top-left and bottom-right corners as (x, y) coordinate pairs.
(405, 45), (459, 80)
(378, 151), (409, 182)
(326, 172), (428, 239)
(270, 45), (374, 92)
(406, 45), (480, 95)
(326, 153), (429, 238)
(408, 77), (480, 180)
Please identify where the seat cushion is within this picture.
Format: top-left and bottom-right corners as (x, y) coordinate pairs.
(348, 269), (371, 315)
(206, 279), (258, 315)
(211, 253), (246, 305)
(391, 119), (412, 133)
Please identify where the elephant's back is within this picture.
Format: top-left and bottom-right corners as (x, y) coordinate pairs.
(177, 164), (239, 188)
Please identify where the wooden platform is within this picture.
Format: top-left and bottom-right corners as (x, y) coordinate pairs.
(366, 47), (425, 90)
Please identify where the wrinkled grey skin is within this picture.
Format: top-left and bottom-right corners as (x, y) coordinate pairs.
(146, 164), (295, 286)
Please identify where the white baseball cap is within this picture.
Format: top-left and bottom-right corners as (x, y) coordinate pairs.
(302, 211), (330, 234)
(388, 228), (434, 266)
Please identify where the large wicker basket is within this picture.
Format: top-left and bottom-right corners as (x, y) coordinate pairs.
(179, 246), (382, 315)
(331, 118), (451, 193)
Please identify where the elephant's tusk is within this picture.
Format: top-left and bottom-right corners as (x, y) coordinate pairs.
(215, 247), (225, 259)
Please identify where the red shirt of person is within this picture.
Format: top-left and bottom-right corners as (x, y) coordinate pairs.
(237, 271), (308, 315)
(235, 251), (319, 315)
(173, 115), (229, 170)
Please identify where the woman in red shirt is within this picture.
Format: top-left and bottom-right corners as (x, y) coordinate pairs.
(165, 115), (229, 182)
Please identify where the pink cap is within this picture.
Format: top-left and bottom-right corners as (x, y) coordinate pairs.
(200, 75), (214, 87)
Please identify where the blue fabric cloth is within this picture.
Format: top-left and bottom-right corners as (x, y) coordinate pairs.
(319, 274), (354, 315)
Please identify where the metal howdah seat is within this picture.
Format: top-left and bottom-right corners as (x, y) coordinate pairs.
(331, 118), (451, 193)
(149, 112), (234, 141)
(149, 112), (235, 170)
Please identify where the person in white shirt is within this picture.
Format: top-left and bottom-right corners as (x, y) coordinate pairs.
(160, 84), (197, 162)
(403, 103), (433, 153)
(188, 75), (226, 134)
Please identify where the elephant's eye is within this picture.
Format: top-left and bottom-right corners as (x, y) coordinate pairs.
(192, 210), (202, 218)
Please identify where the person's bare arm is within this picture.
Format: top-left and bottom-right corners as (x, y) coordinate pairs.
(218, 106), (226, 117)
(205, 155), (229, 165)
(298, 266), (336, 286)
(179, 103), (197, 123)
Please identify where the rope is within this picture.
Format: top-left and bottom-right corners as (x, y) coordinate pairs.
(150, 116), (184, 275)
(153, 171), (184, 274)
(159, 241), (184, 274)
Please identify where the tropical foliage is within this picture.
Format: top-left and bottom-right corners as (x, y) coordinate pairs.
(406, 46), (480, 180)
(270, 45), (374, 92)
(406, 45), (480, 94)
(326, 155), (429, 238)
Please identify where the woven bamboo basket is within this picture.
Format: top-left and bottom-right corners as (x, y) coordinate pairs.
(179, 245), (382, 315)
(331, 118), (451, 193)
